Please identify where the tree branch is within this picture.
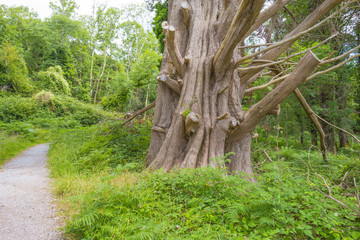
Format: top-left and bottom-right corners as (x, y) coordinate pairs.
(245, 72), (288, 94)
(315, 172), (360, 215)
(319, 44), (360, 65)
(307, 53), (360, 82)
(157, 74), (181, 95)
(245, 0), (292, 38)
(238, 32), (339, 72)
(123, 101), (156, 125)
(237, 0), (348, 83)
(236, 2), (347, 66)
(163, 22), (185, 77)
(312, 112), (360, 145)
(227, 51), (320, 143)
(214, 0), (265, 70)
(293, 88), (327, 162)
(180, 1), (191, 26)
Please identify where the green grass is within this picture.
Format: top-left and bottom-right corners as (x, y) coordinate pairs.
(0, 122), (50, 166)
(0, 132), (38, 165)
(47, 121), (360, 240)
(0, 93), (115, 166)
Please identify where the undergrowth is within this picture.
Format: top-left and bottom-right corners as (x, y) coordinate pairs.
(48, 121), (360, 240)
(0, 94), (112, 126)
(0, 93), (113, 166)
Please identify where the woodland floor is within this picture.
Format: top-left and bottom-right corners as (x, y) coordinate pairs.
(0, 144), (63, 240)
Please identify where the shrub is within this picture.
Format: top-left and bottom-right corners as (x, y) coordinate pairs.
(0, 96), (39, 122)
(0, 42), (33, 94)
(0, 94), (111, 126)
(34, 66), (71, 95)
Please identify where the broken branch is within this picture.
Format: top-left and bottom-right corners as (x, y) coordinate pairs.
(228, 51), (321, 144)
(181, 1), (191, 25)
(123, 101), (156, 125)
(238, 32), (339, 70)
(312, 112), (360, 145)
(185, 111), (200, 136)
(293, 88), (327, 162)
(164, 22), (185, 77)
(320, 44), (360, 65)
(307, 53), (360, 82)
(157, 74), (181, 95)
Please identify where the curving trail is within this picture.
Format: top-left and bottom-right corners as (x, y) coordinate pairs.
(0, 144), (62, 240)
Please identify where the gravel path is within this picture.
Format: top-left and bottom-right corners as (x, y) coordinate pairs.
(0, 144), (62, 240)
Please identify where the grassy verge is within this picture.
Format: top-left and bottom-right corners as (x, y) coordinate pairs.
(0, 123), (50, 166)
(0, 93), (115, 166)
(48, 120), (360, 240)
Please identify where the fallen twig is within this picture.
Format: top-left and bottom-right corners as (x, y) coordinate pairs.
(305, 145), (360, 215)
(263, 150), (273, 162)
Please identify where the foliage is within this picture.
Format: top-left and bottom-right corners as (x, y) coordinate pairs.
(0, 94), (110, 126)
(0, 42), (33, 94)
(0, 95), (38, 122)
(100, 86), (130, 111)
(34, 66), (71, 95)
(66, 155), (360, 240)
(151, 0), (168, 53)
(46, 121), (360, 240)
(47, 121), (151, 211)
(130, 49), (162, 88)
(48, 121), (151, 177)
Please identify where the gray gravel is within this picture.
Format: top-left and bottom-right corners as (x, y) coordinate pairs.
(0, 144), (63, 240)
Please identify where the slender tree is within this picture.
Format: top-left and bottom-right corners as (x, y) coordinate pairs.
(146, 0), (358, 178)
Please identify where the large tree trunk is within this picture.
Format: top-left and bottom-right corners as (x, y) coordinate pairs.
(146, 0), (343, 176)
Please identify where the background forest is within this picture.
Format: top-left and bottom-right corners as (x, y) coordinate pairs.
(1, 0), (360, 239)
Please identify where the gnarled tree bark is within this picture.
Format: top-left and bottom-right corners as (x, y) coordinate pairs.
(146, 0), (346, 177)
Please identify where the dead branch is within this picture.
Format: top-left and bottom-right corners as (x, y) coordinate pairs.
(293, 88), (327, 162)
(163, 22), (185, 77)
(305, 146), (360, 215)
(312, 112), (360, 145)
(228, 51), (320, 144)
(320, 44), (360, 65)
(238, 32), (339, 71)
(237, 0), (350, 85)
(238, 43), (273, 49)
(315, 172), (360, 215)
(180, 1), (191, 26)
(264, 150), (273, 162)
(307, 53), (360, 81)
(236, 1), (350, 65)
(157, 74), (181, 95)
(123, 101), (156, 125)
(340, 170), (350, 188)
(245, 72), (288, 94)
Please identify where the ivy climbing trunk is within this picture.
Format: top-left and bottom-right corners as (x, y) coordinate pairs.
(146, 0), (344, 177)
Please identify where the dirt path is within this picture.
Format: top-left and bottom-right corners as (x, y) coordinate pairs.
(0, 144), (62, 240)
